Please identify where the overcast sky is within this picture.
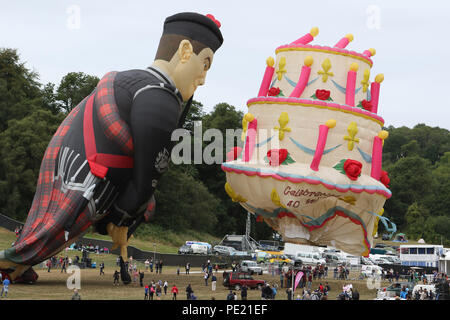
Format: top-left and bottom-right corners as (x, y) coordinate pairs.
(1, 0), (449, 129)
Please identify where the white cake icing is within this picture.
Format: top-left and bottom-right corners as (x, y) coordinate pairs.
(222, 31), (390, 257)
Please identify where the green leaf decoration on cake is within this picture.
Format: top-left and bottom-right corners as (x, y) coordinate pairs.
(276, 89), (285, 97)
(333, 159), (347, 174)
(356, 100), (363, 109)
(283, 153), (295, 165)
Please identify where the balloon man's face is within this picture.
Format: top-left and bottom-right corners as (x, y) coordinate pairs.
(173, 42), (214, 101)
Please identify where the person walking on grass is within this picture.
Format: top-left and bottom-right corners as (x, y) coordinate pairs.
(99, 262), (105, 275)
(61, 258), (67, 273)
(71, 289), (81, 300)
(186, 262), (190, 275)
(113, 270), (120, 286)
(144, 285), (149, 300)
(159, 260), (163, 274)
(139, 270), (145, 287)
(186, 284), (193, 300)
(0, 278), (10, 298)
(163, 280), (168, 295)
(155, 260), (159, 274)
(172, 284), (178, 300)
(156, 283), (162, 300)
(149, 284), (155, 300)
(241, 284), (248, 300)
(211, 274), (217, 291)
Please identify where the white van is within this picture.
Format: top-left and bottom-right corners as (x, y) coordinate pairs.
(295, 251), (326, 265)
(190, 244), (208, 255)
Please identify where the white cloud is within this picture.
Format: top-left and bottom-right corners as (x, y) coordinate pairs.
(1, 0), (449, 129)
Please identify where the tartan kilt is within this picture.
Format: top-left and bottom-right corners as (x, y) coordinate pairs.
(2, 72), (134, 266)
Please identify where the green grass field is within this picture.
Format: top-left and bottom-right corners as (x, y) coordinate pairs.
(0, 227), (393, 300)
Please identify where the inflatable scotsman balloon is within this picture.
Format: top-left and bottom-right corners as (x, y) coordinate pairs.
(223, 28), (395, 257)
(0, 12), (223, 283)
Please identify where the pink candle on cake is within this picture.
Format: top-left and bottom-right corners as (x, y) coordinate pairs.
(291, 27), (319, 45)
(371, 130), (388, 180)
(369, 74), (384, 114)
(258, 57), (275, 97)
(363, 48), (376, 58)
(310, 119), (336, 171)
(345, 63), (359, 106)
(289, 56), (313, 98)
(334, 34), (353, 48)
(243, 114), (258, 162)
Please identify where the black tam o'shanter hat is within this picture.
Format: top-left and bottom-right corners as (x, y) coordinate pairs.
(163, 12), (223, 52)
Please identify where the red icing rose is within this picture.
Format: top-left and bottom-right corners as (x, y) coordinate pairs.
(315, 89), (331, 100)
(380, 170), (390, 188)
(267, 149), (288, 166)
(206, 14), (221, 28)
(268, 87), (281, 96)
(343, 159), (362, 181)
(226, 147), (242, 162)
(361, 100), (373, 112)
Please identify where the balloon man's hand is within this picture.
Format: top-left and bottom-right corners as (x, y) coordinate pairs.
(106, 222), (129, 261)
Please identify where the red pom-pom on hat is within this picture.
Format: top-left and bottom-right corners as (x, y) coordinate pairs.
(206, 14), (221, 28)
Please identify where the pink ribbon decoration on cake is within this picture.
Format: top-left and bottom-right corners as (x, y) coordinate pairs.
(243, 118), (258, 162)
(345, 63), (359, 106)
(291, 27), (319, 45)
(334, 34), (353, 48)
(369, 74), (384, 114)
(258, 57), (275, 97)
(289, 56), (313, 98)
(310, 119), (336, 171)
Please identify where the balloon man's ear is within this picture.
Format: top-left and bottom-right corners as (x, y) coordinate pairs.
(178, 39), (194, 63)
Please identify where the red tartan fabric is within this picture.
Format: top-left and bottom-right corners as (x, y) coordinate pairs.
(4, 103), (92, 265)
(3, 72), (135, 266)
(95, 72), (134, 156)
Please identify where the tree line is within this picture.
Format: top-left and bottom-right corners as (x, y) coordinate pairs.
(0, 48), (449, 245)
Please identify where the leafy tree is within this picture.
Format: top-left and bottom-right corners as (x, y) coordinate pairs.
(56, 72), (99, 113)
(0, 109), (63, 220)
(0, 48), (42, 131)
(404, 202), (430, 240)
(153, 165), (219, 232)
(383, 155), (435, 228)
(182, 99), (205, 133)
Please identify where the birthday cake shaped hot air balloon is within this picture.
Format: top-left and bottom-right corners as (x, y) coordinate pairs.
(222, 28), (393, 257)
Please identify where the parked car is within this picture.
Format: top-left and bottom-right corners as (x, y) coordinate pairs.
(213, 245), (235, 256)
(239, 260), (263, 275)
(269, 254), (293, 265)
(190, 243), (208, 255)
(361, 265), (383, 277)
(255, 251), (272, 264)
(323, 253), (341, 264)
(360, 256), (375, 265)
(412, 284), (436, 298)
(223, 272), (265, 290)
(229, 248), (250, 256)
(178, 244), (192, 254)
(377, 281), (415, 298)
(285, 254), (303, 267)
(296, 252), (326, 265)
